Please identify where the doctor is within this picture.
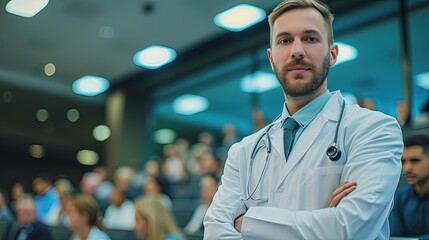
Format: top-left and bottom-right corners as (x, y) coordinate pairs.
(203, 0), (403, 239)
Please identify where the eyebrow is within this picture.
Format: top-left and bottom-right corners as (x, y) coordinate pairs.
(274, 30), (322, 40)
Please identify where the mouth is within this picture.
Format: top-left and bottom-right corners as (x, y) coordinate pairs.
(406, 176), (416, 181)
(287, 65), (311, 74)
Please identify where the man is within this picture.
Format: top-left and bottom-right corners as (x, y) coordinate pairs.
(14, 194), (53, 240)
(390, 134), (429, 238)
(203, 0), (403, 239)
(32, 173), (61, 225)
(102, 187), (136, 230)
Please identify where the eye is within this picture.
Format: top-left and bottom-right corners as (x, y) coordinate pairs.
(305, 36), (318, 42)
(410, 158), (421, 163)
(278, 38), (290, 45)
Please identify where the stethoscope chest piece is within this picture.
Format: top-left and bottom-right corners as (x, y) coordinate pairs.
(326, 144), (341, 161)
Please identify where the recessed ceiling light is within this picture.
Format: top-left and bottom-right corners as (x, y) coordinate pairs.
(240, 71), (280, 93)
(153, 129), (176, 144)
(214, 4), (266, 32)
(173, 94), (209, 115)
(36, 108), (49, 122)
(6, 0), (49, 18)
(76, 150), (99, 166)
(29, 144), (45, 158)
(67, 109), (80, 122)
(93, 125), (111, 141)
(335, 42), (358, 65)
(72, 75), (110, 97)
(133, 45), (177, 69)
(44, 63), (56, 76)
(416, 71), (429, 90)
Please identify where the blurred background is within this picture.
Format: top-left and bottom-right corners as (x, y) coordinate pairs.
(0, 0), (428, 194)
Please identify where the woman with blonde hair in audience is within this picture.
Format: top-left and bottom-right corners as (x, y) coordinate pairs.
(134, 196), (184, 240)
(67, 194), (111, 240)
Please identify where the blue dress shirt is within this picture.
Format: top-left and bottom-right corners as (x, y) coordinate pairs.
(390, 184), (429, 238)
(281, 90), (332, 146)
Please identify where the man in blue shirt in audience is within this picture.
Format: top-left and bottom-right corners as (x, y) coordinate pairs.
(390, 134), (429, 238)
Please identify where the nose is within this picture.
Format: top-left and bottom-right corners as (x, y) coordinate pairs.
(402, 161), (412, 173)
(291, 40), (305, 60)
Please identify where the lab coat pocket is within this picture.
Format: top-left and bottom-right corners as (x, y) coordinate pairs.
(306, 165), (345, 209)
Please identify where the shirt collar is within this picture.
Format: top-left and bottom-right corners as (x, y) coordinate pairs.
(412, 187), (429, 199)
(281, 90), (332, 128)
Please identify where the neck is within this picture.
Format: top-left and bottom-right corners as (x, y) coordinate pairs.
(77, 225), (91, 240)
(285, 87), (326, 116)
(414, 179), (429, 197)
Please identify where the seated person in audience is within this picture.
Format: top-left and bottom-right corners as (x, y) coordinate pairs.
(134, 196), (184, 240)
(67, 194), (111, 240)
(54, 176), (76, 226)
(14, 194), (53, 240)
(142, 176), (173, 211)
(32, 173), (61, 225)
(162, 144), (189, 184)
(93, 166), (114, 213)
(390, 134), (429, 238)
(102, 187), (135, 230)
(0, 188), (14, 222)
(9, 182), (25, 216)
(184, 173), (219, 235)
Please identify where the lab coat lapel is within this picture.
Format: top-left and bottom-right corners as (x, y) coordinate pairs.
(275, 92), (343, 188)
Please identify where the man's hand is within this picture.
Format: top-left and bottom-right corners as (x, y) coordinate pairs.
(234, 214), (245, 233)
(326, 181), (357, 208)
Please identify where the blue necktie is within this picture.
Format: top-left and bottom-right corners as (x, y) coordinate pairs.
(283, 117), (298, 161)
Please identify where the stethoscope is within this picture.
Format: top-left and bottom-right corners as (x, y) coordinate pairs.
(241, 100), (346, 201)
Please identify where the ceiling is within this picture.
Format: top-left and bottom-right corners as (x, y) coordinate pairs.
(0, 0), (428, 165)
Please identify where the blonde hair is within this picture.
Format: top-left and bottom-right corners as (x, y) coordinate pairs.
(71, 194), (103, 230)
(268, 0), (334, 45)
(134, 196), (184, 240)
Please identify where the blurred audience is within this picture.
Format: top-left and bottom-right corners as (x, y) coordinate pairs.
(142, 177), (173, 211)
(93, 166), (114, 213)
(134, 196), (184, 240)
(198, 152), (221, 177)
(14, 194), (53, 240)
(102, 187), (135, 230)
(0, 188), (14, 222)
(113, 165), (138, 199)
(79, 172), (101, 198)
(54, 176), (76, 226)
(175, 138), (192, 171)
(32, 173), (61, 225)
(9, 182), (25, 216)
(162, 144), (189, 184)
(216, 123), (240, 162)
(130, 157), (171, 197)
(67, 194), (111, 240)
(396, 100), (410, 129)
(252, 108), (267, 132)
(390, 134), (429, 238)
(184, 174), (219, 235)
(362, 97), (376, 110)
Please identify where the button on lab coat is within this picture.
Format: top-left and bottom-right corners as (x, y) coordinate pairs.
(204, 92), (403, 240)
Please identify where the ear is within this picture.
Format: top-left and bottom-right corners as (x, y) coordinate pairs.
(267, 48), (274, 71)
(329, 44), (339, 67)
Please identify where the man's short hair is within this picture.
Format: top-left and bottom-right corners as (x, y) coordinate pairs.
(404, 134), (429, 155)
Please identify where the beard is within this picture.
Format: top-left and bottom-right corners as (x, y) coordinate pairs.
(273, 52), (330, 97)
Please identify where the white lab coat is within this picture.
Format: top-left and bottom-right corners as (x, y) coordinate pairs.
(204, 92), (403, 240)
